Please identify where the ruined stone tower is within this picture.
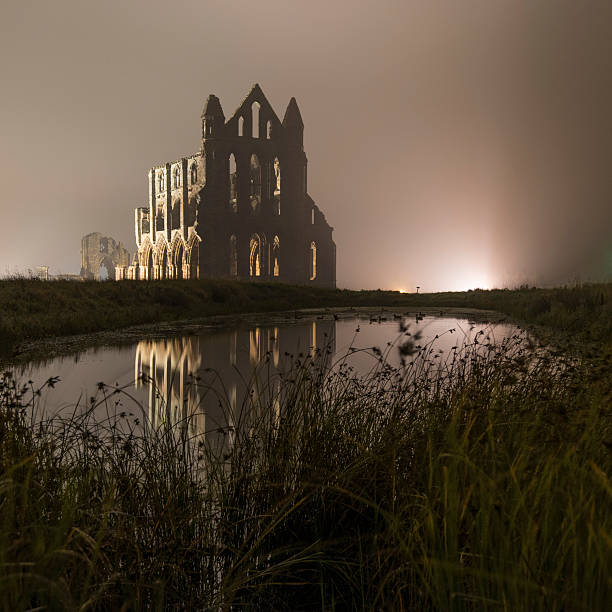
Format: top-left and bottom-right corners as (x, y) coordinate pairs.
(118, 84), (336, 287)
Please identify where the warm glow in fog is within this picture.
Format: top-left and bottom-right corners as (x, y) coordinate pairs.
(445, 271), (492, 292)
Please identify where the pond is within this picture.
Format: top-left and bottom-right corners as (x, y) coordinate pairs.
(11, 312), (521, 444)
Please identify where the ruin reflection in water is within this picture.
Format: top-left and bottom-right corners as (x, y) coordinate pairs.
(133, 319), (335, 449)
(15, 315), (521, 449)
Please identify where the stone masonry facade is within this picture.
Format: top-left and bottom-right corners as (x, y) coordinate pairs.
(117, 84), (336, 287)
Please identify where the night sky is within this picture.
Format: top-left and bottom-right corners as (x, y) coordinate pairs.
(1, 0), (611, 290)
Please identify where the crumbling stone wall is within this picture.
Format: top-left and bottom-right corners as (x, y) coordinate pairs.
(80, 232), (130, 280)
(121, 84), (336, 287)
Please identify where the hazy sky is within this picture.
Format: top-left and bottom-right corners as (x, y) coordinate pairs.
(1, 0), (611, 290)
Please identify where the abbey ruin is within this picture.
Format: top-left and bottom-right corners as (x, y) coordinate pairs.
(81, 232), (130, 280)
(116, 84), (336, 286)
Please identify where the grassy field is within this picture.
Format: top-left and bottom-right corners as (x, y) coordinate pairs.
(1, 278), (611, 354)
(0, 282), (610, 609)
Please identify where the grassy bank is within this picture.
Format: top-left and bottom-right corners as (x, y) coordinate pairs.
(1, 326), (610, 609)
(1, 281), (610, 608)
(1, 278), (611, 354)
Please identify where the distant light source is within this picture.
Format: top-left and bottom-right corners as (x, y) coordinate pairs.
(449, 272), (491, 291)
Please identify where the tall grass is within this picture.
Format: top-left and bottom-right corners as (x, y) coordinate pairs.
(0, 328), (610, 609)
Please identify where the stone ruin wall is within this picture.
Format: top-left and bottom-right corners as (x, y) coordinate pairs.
(80, 232), (130, 280)
(118, 84), (336, 287)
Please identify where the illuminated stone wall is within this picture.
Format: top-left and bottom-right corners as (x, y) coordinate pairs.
(121, 84), (336, 287)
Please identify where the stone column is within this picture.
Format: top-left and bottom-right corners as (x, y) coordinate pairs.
(165, 162), (171, 242)
(181, 158), (188, 234)
(149, 170), (156, 243)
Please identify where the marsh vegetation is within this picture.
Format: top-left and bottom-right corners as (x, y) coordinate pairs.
(1, 298), (610, 609)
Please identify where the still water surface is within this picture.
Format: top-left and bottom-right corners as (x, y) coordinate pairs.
(14, 312), (517, 454)
(13, 314), (519, 440)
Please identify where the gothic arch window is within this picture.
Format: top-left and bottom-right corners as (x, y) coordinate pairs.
(188, 241), (199, 279)
(229, 153), (238, 213)
(273, 235), (280, 277)
(273, 157), (281, 196)
(173, 166), (181, 189)
(190, 163), (198, 184)
(146, 249), (154, 280)
(172, 199), (181, 229)
(185, 197), (196, 226)
(238, 116), (244, 137)
(158, 170), (165, 192)
(311, 208), (315, 225)
(265, 161), (272, 199)
(309, 241), (317, 281)
(252, 102), (260, 138)
(249, 154), (261, 212)
(229, 234), (238, 276)
(174, 240), (185, 279)
(249, 234), (262, 277)
(98, 258), (112, 281)
(156, 201), (165, 231)
(266, 120), (272, 139)
(159, 245), (169, 280)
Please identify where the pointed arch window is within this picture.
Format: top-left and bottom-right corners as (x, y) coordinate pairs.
(250, 154), (261, 212)
(309, 242), (317, 281)
(238, 116), (244, 137)
(229, 153), (238, 213)
(273, 157), (281, 196)
(146, 248), (154, 281)
(229, 235), (238, 276)
(188, 240), (199, 279)
(174, 240), (185, 279)
(252, 102), (260, 138)
(173, 166), (181, 189)
(266, 120), (272, 139)
(249, 234), (262, 277)
(158, 170), (165, 192)
(190, 163), (198, 184)
(171, 199), (181, 229)
(273, 235), (280, 277)
(159, 245), (169, 280)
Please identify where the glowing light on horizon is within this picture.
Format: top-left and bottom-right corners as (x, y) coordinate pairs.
(446, 271), (492, 292)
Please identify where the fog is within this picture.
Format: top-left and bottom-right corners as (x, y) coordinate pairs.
(1, 0), (611, 290)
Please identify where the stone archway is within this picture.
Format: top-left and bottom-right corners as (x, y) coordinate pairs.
(145, 248), (154, 280)
(98, 257), (115, 281)
(186, 238), (200, 279)
(80, 232), (131, 280)
(158, 244), (169, 279)
(173, 240), (185, 279)
(249, 233), (267, 277)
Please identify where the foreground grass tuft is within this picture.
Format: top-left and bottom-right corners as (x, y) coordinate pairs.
(1, 327), (610, 610)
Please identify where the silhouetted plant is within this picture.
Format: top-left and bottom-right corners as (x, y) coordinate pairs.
(1, 317), (610, 610)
